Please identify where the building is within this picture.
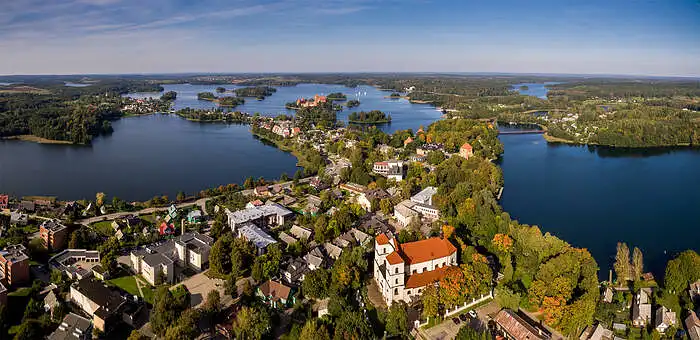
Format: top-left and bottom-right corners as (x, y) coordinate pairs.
(411, 187), (437, 205)
(281, 258), (308, 284)
(0, 195), (8, 210)
(0, 282), (6, 306)
(685, 311), (700, 340)
(373, 233), (457, 306)
(48, 313), (93, 340)
(130, 232), (212, 285)
(256, 280), (296, 309)
(459, 143), (474, 159)
(40, 219), (69, 251)
(237, 223), (278, 255)
(159, 222), (175, 236)
(0, 244), (30, 286)
(690, 279), (700, 303)
(632, 289), (652, 327)
(494, 309), (551, 340)
(373, 161), (405, 181)
(654, 306), (677, 333)
(49, 249), (101, 280)
(339, 183), (367, 196)
(394, 186), (440, 227)
(70, 278), (142, 332)
(394, 200), (420, 227)
(358, 189), (390, 212)
(187, 210), (203, 223)
(289, 225), (312, 241)
(579, 323), (614, 340)
(254, 186), (270, 196)
(44, 289), (60, 318)
(404, 136), (414, 146)
(416, 143), (444, 156)
(225, 202), (293, 231)
(10, 211), (28, 225)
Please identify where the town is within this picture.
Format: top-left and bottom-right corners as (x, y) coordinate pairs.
(1, 110), (698, 340)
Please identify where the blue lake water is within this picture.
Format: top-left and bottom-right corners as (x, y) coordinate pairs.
(128, 83), (442, 133)
(511, 82), (561, 99)
(499, 133), (700, 276)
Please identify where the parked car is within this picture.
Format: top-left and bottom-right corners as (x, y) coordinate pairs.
(452, 317), (461, 325)
(468, 310), (478, 319)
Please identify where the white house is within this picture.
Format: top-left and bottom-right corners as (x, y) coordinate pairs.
(373, 233), (457, 306)
(655, 306), (677, 333)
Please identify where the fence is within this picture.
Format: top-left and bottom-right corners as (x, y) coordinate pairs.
(413, 291), (494, 329)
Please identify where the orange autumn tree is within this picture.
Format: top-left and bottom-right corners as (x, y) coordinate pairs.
(442, 225), (455, 239)
(439, 266), (466, 307)
(492, 233), (513, 253)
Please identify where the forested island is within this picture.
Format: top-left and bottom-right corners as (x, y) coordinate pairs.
(348, 110), (391, 124)
(174, 107), (251, 122)
(346, 99), (360, 108)
(160, 91), (177, 101)
(234, 86), (276, 99)
(197, 92), (245, 107)
(326, 92), (347, 101)
(294, 102), (338, 129)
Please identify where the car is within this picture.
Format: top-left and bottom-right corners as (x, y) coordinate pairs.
(468, 310), (478, 319)
(459, 313), (469, 322)
(452, 317), (461, 325)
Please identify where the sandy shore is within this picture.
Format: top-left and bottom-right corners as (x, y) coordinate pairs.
(3, 135), (73, 145)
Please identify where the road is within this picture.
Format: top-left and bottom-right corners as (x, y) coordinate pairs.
(75, 177), (313, 226)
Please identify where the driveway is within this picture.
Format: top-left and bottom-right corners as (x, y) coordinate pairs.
(417, 300), (497, 340)
(170, 270), (232, 309)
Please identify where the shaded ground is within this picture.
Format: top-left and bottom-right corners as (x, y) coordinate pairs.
(171, 270), (232, 308)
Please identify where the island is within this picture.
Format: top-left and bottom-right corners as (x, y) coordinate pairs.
(197, 92), (216, 101)
(346, 99), (360, 108)
(234, 86), (276, 100)
(197, 92), (245, 107)
(347, 110), (391, 124)
(160, 91), (177, 101)
(326, 92), (347, 101)
(215, 87), (226, 93)
(519, 85), (529, 91)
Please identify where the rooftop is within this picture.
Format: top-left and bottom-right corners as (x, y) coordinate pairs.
(405, 265), (450, 288)
(494, 309), (550, 340)
(238, 223), (277, 249)
(48, 313), (92, 340)
(72, 278), (127, 317)
(41, 219), (68, 233)
(411, 186), (437, 204)
(259, 280), (291, 301)
(399, 237), (457, 265)
(0, 244), (29, 263)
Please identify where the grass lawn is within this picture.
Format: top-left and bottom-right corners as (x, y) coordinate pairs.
(108, 275), (154, 304)
(8, 287), (32, 297)
(92, 220), (114, 237)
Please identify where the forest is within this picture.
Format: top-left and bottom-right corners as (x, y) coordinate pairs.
(326, 92), (347, 101)
(347, 110), (391, 124)
(294, 102), (338, 129)
(217, 96), (245, 107)
(234, 86), (277, 99)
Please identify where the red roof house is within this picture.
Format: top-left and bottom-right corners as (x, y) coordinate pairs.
(159, 222), (175, 236)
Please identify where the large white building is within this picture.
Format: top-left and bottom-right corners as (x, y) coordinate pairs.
(373, 233), (457, 306)
(225, 202), (293, 231)
(373, 160), (405, 181)
(130, 232), (213, 285)
(394, 186), (440, 227)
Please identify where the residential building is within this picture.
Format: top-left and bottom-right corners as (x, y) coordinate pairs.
(404, 136), (414, 146)
(40, 219), (69, 251)
(324, 242), (343, 260)
(225, 202), (293, 231)
(632, 289), (652, 327)
(0, 195), (8, 210)
(159, 222), (175, 236)
(282, 258), (308, 284)
(70, 278), (142, 332)
(685, 311), (700, 340)
(373, 160), (405, 181)
(254, 186), (270, 196)
(125, 215), (142, 229)
(494, 309), (551, 340)
(394, 200), (420, 227)
(130, 232), (212, 285)
(0, 282), (6, 306)
(358, 189), (390, 212)
(373, 233), (457, 306)
(9, 211), (28, 225)
(309, 177), (329, 190)
(289, 225), (312, 241)
(314, 298), (330, 318)
(132, 251), (174, 285)
(175, 232), (214, 271)
(602, 287), (614, 303)
(48, 313), (93, 340)
(339, 183), (367, 196)
(416, 143), (444, 156)
(459, 142), (474, 159)
(20, 200), (35, 212)
(237, 223), (277, 255)
(303, 247), (326, 271)
(187, 210), (203, 223)
(579, 323), (614, 340)
(0, 244), (30, 286)
(44, 289), (60, 318)
(49, 249), (101, 280)
(411, 187), (437, 205)
(256, 280), (296, 309)
(654, 306), (676, 333)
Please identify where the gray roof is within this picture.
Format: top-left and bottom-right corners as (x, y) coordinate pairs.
(142, 253), (174, 267)
(289, 225), (312, 240)
(411, 186), (437, 205)
(226, 202), (293, 225)
(323, 242), (342, 259)
(175, 232), (214, 253)
(238, 223), (277, 249)
(395, 200), (419, 218)
(279, 232), (297, 245)
(44, 290), (60, 308)
(41, 219), (67, 232)
(0, 244), (29, 263)
(48, 313), (92, 340)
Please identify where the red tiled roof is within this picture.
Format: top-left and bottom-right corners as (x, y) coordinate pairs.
(386, 251), (404, 265)
(249, 200), (263, 206)
(399, 237), (457, 265)
(376, 233), (390, 245)
(259, 280), (291, 301)
(461, 143), (473, 151)
(405, 265), (450, 288)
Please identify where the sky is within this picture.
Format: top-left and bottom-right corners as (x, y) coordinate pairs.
(0, 0), (699, 76)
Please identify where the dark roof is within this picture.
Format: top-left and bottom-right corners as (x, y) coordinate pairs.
(48, 313), (92, 340)
(494, 309), (550, 340)
(73, 279), (126, 317)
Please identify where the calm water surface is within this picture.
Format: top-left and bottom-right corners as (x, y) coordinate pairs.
(499, 133), (700, 276)
(511, 82), (561, 99)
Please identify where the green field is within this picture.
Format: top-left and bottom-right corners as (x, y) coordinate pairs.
(92, 220), (114, 237)
(108, 275), (154, 304)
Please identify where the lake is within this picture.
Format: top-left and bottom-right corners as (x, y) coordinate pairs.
(0, 115), (301, 201)
(499, 132), (700, 276)
(128, 83), (442, 133)
(511, 82), (561, 99)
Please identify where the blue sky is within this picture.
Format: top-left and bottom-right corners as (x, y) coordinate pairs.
(1, 0), (699, 76)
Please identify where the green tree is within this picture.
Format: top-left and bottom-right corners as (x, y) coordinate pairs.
(379, 198), (393, 215)
(664, 250), (700, 294)
(422, 285), (440, 319)
(426, 150), (446, 165)
(302, 268), (330, 299)
(244, 177), (255, 189)
(234, 306), (271, 340)
(299, 319), (330, 340)
(386, 301), (409, 337)
(150, 287), (189, 336)
(333, 310), (373, 340)
(614, 242), (631, 283)
(127, 330), (149, 340)
(205, 290), (221, 314)
(456, 326), (491, 340)
(164, 309), (200, 340)
(176, 191), (186, 201)
(210, 234), (233, 276)
(632, 247), (644, 281)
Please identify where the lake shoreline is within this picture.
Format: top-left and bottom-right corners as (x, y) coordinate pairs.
(2, 135), (74, 145)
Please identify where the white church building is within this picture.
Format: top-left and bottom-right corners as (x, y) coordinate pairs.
(373, 233), (458, 306)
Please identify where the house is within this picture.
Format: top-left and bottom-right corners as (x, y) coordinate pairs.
(254, 186), (270, 196)
(494, 309), (550, 340)
(48, 313), (93, 340)
(580, 323), (614, 340)
(111, 220), (125, 232)
(0, 195), (8, 210)
(372, 161), (405, 181)
(685, 310), (700, 340)
(411, 186), (437, 205)
(339, 183), (367, 196)
(49, 249), (101, 280)
(349, 228), (371, 246)
(632, 289), (652, 327)
(70, 278), (143, 332)
(0, 244), (30, 286)
(309, 177), (329, 191)
(394, 187), (440, 227)
(166, 204), (179, 222)
(20, 200), (35, 213)
(174, 232), (214, 271)
(44, 289), (61, 318)
(303, 247), (326, 271)
(282, 258), (308, 284)
(10, 211), (28, 225)
(404, 136), (414, 146)
(246, 200), (264, 209)
(459, 143), (474, 159)
(690, 280), (700, 303)
(654, 306), (677, 333)
(358, 189), (390, 212)
(159, 222), (175, 236)
(92, 264), (109, 280)
(237, 223), (277, 255)
(602, 286), (614, 303)
(187, 210), (203, 223)
(279, 232), (298, 246)
(313, 298), (330, 318)
(289, 225), (312, 241)
(132, 251), (174, 285)
(40, 219), (69, 251)
(416, 143), (444, 156)
(373, 233), (458, 306)
(323, 242), (343, 260)
(257, 280), (296, 309)
(304, 195), (323, 215)
(130, 232), (213, 285)
(394, 200), (420, 227)
(225, 202), (294, 231)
